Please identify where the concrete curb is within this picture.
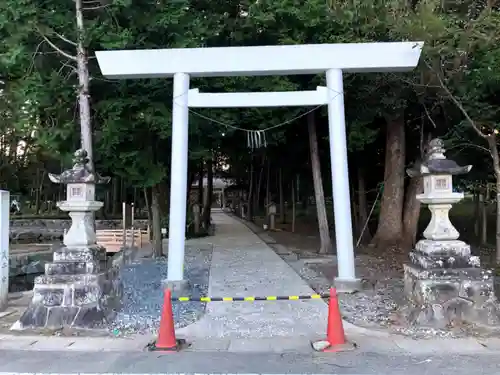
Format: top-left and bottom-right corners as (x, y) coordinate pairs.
(0, 333), (154, 351)
(0, 331), (500, 354)
(342, 320), (392, 337)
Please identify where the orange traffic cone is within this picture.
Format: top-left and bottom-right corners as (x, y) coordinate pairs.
(149, 288), (186, 352)
(312, 288), (355, 352)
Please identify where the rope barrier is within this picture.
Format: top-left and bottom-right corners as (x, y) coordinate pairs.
(172, 293), (330, 302)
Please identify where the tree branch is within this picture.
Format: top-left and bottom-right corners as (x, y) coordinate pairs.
(424, 59), (487, 139)
(83, 5), (109, 10)
(447, 142), (491, 155)
(27, 41), (45, 76)
(38, 32), (77, 61)
(52, 30), (77, 46)
(423, 103), (438, 129)
(388, 72), (442, 90)
(57, 60), (77, 78)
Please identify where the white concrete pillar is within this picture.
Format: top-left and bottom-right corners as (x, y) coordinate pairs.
(0, 190), (9, 311)
(167, 72), (190, 282)
(326, 69), (359, 291)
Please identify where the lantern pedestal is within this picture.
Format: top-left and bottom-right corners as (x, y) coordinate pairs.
(402, 139), (500, 328)
(11, 150), (121, 331)
(403, 239), (496, 328)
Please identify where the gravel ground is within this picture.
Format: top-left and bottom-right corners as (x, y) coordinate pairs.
(108, 245), (212, 336)
(279, 250), (499, 339)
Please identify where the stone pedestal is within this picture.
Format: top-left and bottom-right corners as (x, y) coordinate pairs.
(403, 239), (498, 327)
(267, 202), (277, 230)
(12, 149), (120, 331)
(14, 245), (121, 329)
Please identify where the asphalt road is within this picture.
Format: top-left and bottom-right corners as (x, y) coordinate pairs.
(0, 350), (499, 374)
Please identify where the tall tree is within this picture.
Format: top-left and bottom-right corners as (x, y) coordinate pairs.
(308, 112), (332, 254)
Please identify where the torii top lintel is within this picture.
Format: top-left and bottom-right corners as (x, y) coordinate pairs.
(96, 41), (424, 79)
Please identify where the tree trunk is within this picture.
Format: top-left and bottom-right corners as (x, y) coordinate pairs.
(496, 178), (500, 263)
(291, 177), (296, 233)
(481, 186), (488, 244)
(35, 168), (42, 215)
(279, 168), (286, 223)
(255, 156), (264, 215)
(58, 160), (64, 201)
(105, 189), (111, 215)
(120, 178), (126, 206)
(307, 112), (332, 254)
(75, 0), (93, 169)
(485, 135), (500, 263)
(402, 177), (423, 250)
(186, 170), (196, 207)
(157, 180), (169, 215)
(295, 175), (300, 203)
(474, 189), (480, 237)
(247, 158), (254, 220)
(197, 161), (204, 206)
(357, 167), (371, 244)
(202, 155), (214, 229)
(301, 195), (309, 211)
(266, 159), (271, 207)
(143, 187), (152, 240)
(112, 178), (119, 216)
(351, 191), (359, 240)
(151, 185), (163, 258)
(371, 114), (406, 248)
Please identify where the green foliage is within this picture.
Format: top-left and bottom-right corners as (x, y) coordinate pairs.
(1, 0), (500, 217)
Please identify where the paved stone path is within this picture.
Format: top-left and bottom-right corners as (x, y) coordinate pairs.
(177, 211), (329, 340)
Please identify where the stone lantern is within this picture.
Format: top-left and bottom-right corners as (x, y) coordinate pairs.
(52, 149), (110, 248)
(403, 139), (499, 327)
(409, 138), (472, 244)
(12, 149), (122, 330)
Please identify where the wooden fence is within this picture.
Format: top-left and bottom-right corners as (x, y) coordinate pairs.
(96, 228), (150, 253)
(95, 202), (150, 253)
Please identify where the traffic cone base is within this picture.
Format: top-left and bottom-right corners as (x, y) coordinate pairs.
(311, 287), (357, 353)
(319, 341), (357, 352)
(148, 338), (189, 352)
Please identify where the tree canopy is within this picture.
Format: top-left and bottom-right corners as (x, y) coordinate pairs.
(1, 0), (500, 257)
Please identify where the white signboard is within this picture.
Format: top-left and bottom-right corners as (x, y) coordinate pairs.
(0, 190), (10, 311)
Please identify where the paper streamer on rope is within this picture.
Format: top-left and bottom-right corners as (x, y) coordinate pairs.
(247, 130), (267, 149)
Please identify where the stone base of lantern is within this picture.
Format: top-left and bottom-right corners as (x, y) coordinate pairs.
(401, 239), (500, 328)
(12, 244), (123, 330)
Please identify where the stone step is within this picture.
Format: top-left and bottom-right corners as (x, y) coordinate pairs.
(35, 273), (105, 286)
(404, 264), (488, 280)
(45, 260), (99, 275)
(415, 239), (471, 257)
(18, 303), (107, 329)
(32, 283), (71, 307)
(409, 251), (481, 269)
(53, 246), (106, 263)
(32, 274), (107, 307)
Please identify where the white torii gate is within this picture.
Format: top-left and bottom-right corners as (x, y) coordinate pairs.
(96, 42), (423, 292)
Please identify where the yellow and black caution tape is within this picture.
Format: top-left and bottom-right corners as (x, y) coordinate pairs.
(172, 293), (330, 302)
